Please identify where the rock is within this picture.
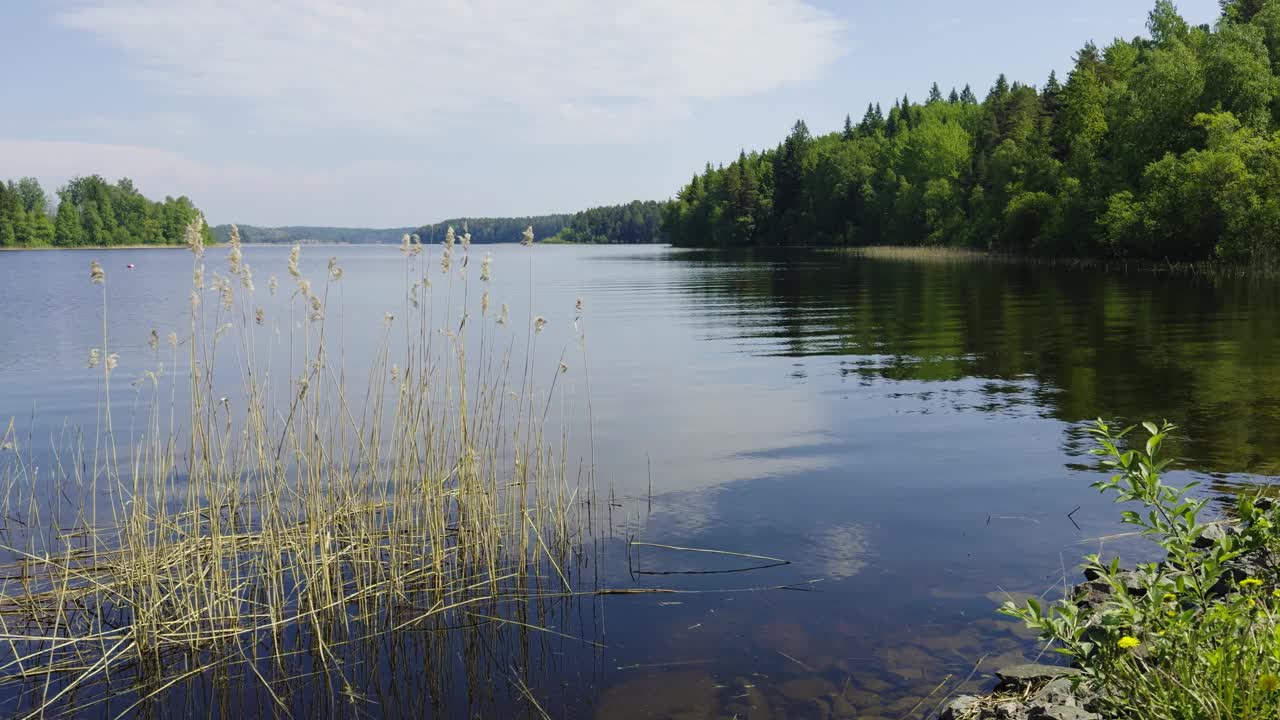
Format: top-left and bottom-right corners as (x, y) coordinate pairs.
(1031, 677), (1077, 706)
(994, 664), (1082, 692)
(1209, 552), (1270, 595)
(995, 701), (1030, 720)
(1070, 579), (1112, 609)
(939, 695), (983, 720)
(1193, 522), (1238, 550)
(1029, 705), (1101, 720)
(1077, 568), (1153, 598)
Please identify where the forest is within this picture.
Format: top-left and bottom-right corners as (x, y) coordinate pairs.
(210, 225), (417, 245)
(211, 201), (668, 247)
(0, 175), (213, 248)
(408, 200), (667, 245)
(415, 215), (572, 244)
(549, 200), (667, 243)
(663, 0), (1280, 262)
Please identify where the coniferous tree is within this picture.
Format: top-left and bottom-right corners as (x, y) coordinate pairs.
(990, 74), (1010, 101)
(773, 120), (812, 244)
(1220, 0), (1267, 22)
(948, 87), (960, 104)
(858, 102), (885, 136)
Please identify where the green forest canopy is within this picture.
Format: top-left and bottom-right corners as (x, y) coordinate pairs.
(416, 215), (572, 244)
(663, 0), (1280, 262)
(548, 200), (666, 244)
(209, 225), (417, 245)
(0, 175), (212, 248)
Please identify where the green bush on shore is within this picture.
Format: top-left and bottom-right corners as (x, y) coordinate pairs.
(1004, 420), (1280, 719)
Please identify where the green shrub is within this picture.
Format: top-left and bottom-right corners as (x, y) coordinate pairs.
(1003, 420), (1280, 720)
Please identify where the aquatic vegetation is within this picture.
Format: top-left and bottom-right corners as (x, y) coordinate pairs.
(1003, 420), (1280, 720)
(0, 231), (598, 716)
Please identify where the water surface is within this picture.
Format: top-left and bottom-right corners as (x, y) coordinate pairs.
(0, 244), (1276, 717)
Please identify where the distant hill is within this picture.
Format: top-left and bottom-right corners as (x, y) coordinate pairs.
(211, 216), (577, 246)
(414, 215), (573, 244)
(210, 225), (415, 245)
(214, 202), (671, 247)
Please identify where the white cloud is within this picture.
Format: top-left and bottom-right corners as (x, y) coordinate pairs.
(56, 0), (846, 139)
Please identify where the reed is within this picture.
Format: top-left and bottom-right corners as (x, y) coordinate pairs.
(0, 224), (596, 716)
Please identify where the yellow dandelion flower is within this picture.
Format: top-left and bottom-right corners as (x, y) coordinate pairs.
(1272, 589), (1280, 599)
(1246, 598), (1257, 608)
(1117, 636), (1141, 650)
(1240, 578), (1264, 589)
(1261, 674), (1280, 693)
(1162, 593), (1177, 603)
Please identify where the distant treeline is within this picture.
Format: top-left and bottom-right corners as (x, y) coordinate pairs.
(0, 175), (212, 248)
(416, 215), (572, 244)
(210, 225), (416, 245)
(213, 201), (669, 247)
(549, 200), (667, 243)
(664, 0), (1280, 262)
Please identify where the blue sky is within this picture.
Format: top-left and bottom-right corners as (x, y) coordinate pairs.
(0, 1), (1220, 227)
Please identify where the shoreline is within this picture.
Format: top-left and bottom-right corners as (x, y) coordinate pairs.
(0, 244), (190, 251)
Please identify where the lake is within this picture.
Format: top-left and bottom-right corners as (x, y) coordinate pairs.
(0, 244), (1276, 718)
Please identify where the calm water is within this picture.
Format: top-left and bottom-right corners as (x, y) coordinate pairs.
(1, 244), (1278, 717)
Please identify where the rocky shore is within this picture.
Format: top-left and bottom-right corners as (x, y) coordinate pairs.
(940, 502), (1278, 720)
(939, 663), (1097, 720)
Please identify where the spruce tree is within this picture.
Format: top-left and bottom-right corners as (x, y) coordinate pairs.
(990, 74), (1010, 101)
(773, 120), (812, 244)
(1220, 0), (1266, 22)
(1041, 70), (1063, 125)
(948, 87), (960, 104)
(928, 82), (944, 103)
(859, 102), (883, 135)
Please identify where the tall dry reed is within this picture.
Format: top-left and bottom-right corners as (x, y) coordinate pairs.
(0, 224), (596, 717)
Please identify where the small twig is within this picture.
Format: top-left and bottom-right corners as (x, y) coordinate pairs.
(629, 542), (789, 565)
(616, 659), (711, 671)
(777, 651), (813, 671)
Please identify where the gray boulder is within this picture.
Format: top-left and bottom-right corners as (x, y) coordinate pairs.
(1030, 705), (1101, 720)
(994, 664), (1082, 693)
(939, 695), (983, 720)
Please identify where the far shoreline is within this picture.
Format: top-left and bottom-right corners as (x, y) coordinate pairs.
(0, 244), (191, 252)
